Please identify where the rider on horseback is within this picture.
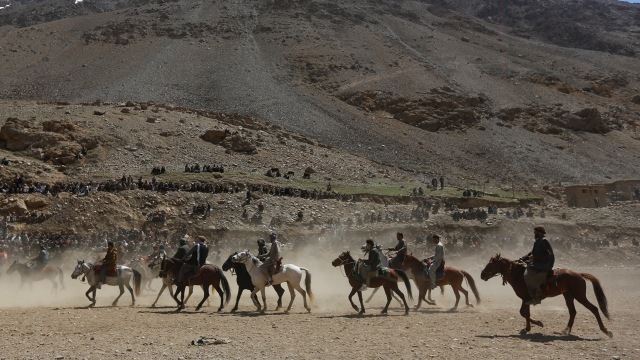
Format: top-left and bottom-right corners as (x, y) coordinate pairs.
(176, 236), (209, 285)
(387, 232), (407, 269)
(172, 238), (190, 260)
(427, 234), (444, 290)
(256, 238), (268, 260)
(358, 239), (381, 291)
(97, 241), (118, 289)
(29, 244), (49, 273)
(259, 232), (281, 286)
(519, 225), (554, 306)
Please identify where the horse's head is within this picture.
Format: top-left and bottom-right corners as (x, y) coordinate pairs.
(231, 251), (250, 264)
(71, 260), (87, 279)
(331, 251), (352, 267)
(222, 252), (238, 271)
(480, 254), (508, 281)
(158, 257), (171, 278)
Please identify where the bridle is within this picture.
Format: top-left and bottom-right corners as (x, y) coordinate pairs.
(334, 253), (355, 278)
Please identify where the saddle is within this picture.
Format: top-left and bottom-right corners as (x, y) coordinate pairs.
(423, 260), (446, 281)
(544, 269), (559, 286)
(93, 264), (118, 277)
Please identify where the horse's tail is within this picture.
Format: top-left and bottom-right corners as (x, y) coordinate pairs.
(217, 266), (231, 306)
(132, 269), (142, 297)
(301, 267), (315, 304)
(58, 267), (65, 290)
(461, 270), (481, 305)
(397, 269), (413, 301)
(581, 272), (610, 320)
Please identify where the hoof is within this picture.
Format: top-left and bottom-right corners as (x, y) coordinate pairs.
(381, 310), (388, 315)
(151, 304), (156, 308)
(606, 330), (613, 338)
(467, 304), (474, 308)
(448, 307), (458, 312)
(306, 307), (311, 313)
(358, 311), (365, 315)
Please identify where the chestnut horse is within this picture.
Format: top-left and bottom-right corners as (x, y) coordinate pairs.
(480, 254), (612, 337)
(159, 257), (230, 312)
(401, 253), (480, 311)
(6, 260), (65, 293)
(331, 251), (412, 315)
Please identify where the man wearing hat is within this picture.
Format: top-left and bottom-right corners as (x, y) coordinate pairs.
(259, 232), (281, 285)
(519, 225), (555, 305)
(426, 234), (444, 290)
(29, 243), (49, 273)
(176, 235), (209, 285)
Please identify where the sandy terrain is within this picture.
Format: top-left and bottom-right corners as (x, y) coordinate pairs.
(0, 249), (637, 360)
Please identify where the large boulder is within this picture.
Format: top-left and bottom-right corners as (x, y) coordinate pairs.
(0, 198), (28, 215)
(201, 129), (229, 144)
(0, 118), (99, 164)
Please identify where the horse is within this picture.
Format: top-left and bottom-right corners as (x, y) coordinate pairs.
(159, 257), (231, 312)
(147, 256), (211, 308)
(231, 250), (313, 313)
(6, 260), (65, 293)
(331, 251), (412, 315)
(70, 260), (141, 307)
(222, 252), (286, 312)
(130, 255), (159, 292)
(365, 250), (437, 306)
(401, 253), (480, 311)
(480, 254), (612, 337)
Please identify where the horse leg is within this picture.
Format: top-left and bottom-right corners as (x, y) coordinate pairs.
(172, 286), (185, 310)
(232, 288), (243, 313)
(574, 291), (612, 338)
(459, 286), (472, 308)
(391, 283), (410, 315)
(274, 284), (284, 311)
(260, 287), (267, 313)
(519, 302), (543, 334)
(195, 285), (210, 311)
(291, 281), (310, 313)
(285, 282), (296, 313)
(250, 288), (261, 311)
(151, 284), (167, 308)
(357, 290), (365, 315)
(560, 293), (577, 336)
(415, 285), (426, 311)
(184, 285), (193, 305)
(113, 283), (125, 306)
(85, 287), (96, 307)
(125, 281), (135, 307)
(365, 287), (378, 303)
(381, 285), (392, 314)
(213, 283), (225, 312)
(449, 286), (461, 312)
(348, 288), (360, 313)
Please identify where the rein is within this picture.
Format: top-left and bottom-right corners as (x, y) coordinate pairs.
(335, 256), (355, 278)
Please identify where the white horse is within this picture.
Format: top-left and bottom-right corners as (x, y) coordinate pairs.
(231, 251), (314, 313)
(71, 260), (142, 307)
(147, 256), (210, 308)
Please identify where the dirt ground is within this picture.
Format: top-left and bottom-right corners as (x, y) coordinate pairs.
(0, 250), (637, 360)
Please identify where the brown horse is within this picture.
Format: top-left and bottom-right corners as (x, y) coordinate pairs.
(480, 254), (612, 337)
(6, 260), (65, 293)
(401, 253), (480, 311)
(159, 257), (231, 312)
(331, 251), (412, 315)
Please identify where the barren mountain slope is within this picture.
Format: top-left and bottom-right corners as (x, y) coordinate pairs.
(0, 0), (639, 185)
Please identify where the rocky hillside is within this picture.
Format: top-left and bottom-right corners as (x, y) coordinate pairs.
(0, 0), (639, 186)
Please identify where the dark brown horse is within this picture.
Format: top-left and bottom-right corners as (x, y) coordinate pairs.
(159, 257), (231, 312)
(6, 260), (65, 293)
(401, 253), (480, 311)
(331, 251), (412, 315)
(480, 254), (612, 337)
